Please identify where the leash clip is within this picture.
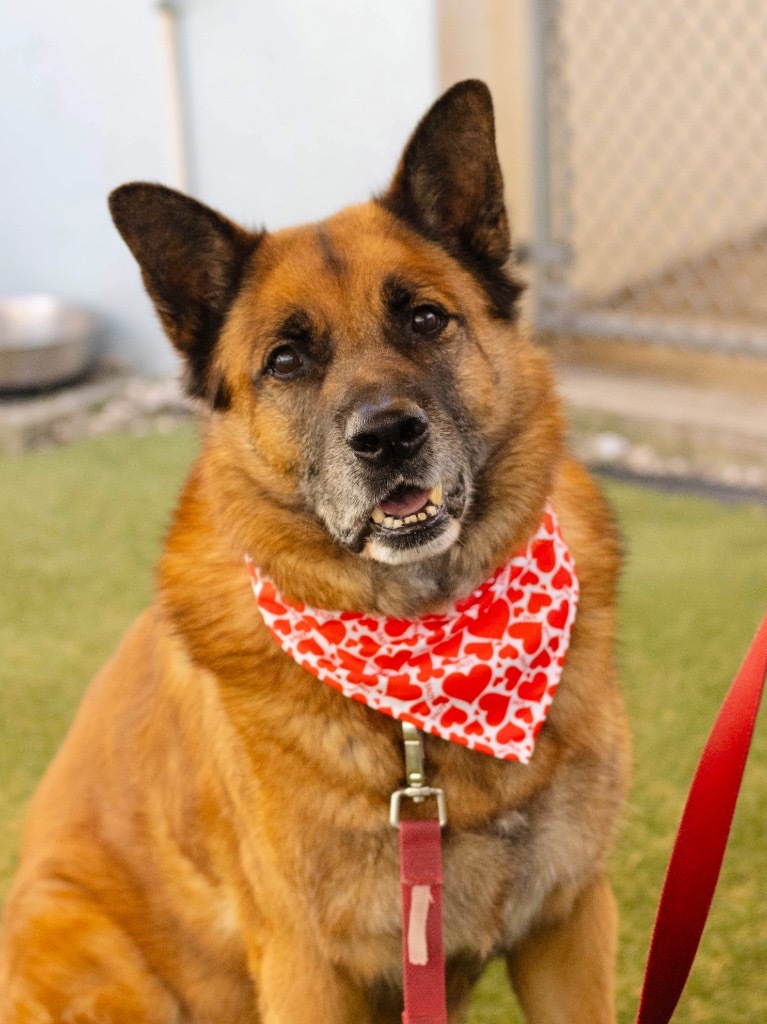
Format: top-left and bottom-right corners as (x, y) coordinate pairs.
(390, 723), (447, 828)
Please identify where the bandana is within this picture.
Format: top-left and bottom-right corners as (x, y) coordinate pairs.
(245, 503), (578, 763)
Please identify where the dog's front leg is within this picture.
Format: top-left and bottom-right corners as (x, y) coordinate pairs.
(254, 930), (372, 1024)
(505, 874), (618, 1024)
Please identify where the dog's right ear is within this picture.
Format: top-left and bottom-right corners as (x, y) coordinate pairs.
(109, 183), (261, 401)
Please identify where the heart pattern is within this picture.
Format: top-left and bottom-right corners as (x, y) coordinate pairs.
(245, 503), (579, 764)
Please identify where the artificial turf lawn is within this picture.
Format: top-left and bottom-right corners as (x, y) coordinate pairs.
(1, 426), (765, 1023)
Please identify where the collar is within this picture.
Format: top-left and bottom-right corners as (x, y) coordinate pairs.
(245, 502), (578, 763)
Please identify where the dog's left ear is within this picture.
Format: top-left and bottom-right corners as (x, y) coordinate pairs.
(381, 80), (511, 275)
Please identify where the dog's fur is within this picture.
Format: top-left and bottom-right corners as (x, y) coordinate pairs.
(0, 81), (630, 1023)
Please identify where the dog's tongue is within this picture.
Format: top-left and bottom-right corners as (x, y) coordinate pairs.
(379, 486), (429, 517)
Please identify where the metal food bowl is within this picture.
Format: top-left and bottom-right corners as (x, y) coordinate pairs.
(0, 295), (101, 393)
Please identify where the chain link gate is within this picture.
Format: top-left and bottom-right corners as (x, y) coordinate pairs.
(531, 0), (767, 355)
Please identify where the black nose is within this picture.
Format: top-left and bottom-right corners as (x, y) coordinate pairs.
(346, 399), (429, 466)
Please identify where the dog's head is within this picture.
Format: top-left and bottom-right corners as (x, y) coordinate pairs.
(110, 81), (560, 595)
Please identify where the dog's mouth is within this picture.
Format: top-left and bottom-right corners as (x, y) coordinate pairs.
(370, 482), (444, 532)
(361, 479), (466, 564)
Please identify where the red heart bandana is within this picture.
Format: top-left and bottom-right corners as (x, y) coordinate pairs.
(245, 503), (578, 763)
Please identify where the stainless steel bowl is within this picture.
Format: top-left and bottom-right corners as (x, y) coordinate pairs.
(0, 295), (101, 392)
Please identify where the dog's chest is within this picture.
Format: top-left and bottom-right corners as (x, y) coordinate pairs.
(293, 802), (549, 978)
(283, 732), (618, 986)
(241, 662), (622, 978)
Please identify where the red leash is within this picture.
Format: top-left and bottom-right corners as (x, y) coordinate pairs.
(635, 611), (767, 1024)
(391, 724), (448, 1024)
(399, 820), (448, 1024)
(392, 613), (767, 1024)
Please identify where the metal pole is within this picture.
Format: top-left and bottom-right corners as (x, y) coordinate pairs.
(156, 0), (190, 193)
(527, 0), (575, 330)
(528, 0), (553, 272)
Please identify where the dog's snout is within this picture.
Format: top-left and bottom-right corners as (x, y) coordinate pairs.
(346, 399), (429, 466)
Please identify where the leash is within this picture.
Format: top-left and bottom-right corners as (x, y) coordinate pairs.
(635, 611), (767, 1024)
(390, 723), (448, 1024)
(389, 613), (767, 1024)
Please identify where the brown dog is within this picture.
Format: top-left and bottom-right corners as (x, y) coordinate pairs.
(0, 81), (629, 1023)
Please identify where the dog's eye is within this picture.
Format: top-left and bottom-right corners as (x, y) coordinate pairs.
(266, 345), (304, 379)
(411, 306), (447, 337)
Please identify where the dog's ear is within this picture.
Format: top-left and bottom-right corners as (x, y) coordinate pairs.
(381, 80), (518, 317)
(109, 183), (260, 400)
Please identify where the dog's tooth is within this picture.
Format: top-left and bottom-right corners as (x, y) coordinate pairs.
(417, 512), (427, 521)
(371, 507), (385, 524)
(429, 483), (443, 506)
(405, 515), (418, 524)
(392, 518), (404, 529)
(383, 516), (395, 528)
(425, 505), (437, 516)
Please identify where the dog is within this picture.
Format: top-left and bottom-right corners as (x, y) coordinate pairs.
(0, 80), (629, 1023)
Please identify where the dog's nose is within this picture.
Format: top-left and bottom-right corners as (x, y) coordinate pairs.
(345, 399), (429, 466)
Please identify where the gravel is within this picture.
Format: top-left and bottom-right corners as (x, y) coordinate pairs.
(0, 365), (195, 455)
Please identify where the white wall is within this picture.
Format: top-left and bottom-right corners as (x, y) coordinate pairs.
(437, 0), (536, 250)
(1, 0), (438, 372)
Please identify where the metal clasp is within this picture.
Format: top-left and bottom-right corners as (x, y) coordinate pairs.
(389, 722), (447, 827)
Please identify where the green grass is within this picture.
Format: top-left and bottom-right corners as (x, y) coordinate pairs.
(1, 429), (766, 1022)
(0, 429), (199, 887)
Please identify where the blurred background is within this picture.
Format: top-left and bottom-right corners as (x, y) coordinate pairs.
(1, 4), (766, 1022)
(2, 0), (767, 492)
(4, 0), (767, 363)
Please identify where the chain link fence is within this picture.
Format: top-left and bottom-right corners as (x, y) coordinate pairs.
(532, 0), (767, 354)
